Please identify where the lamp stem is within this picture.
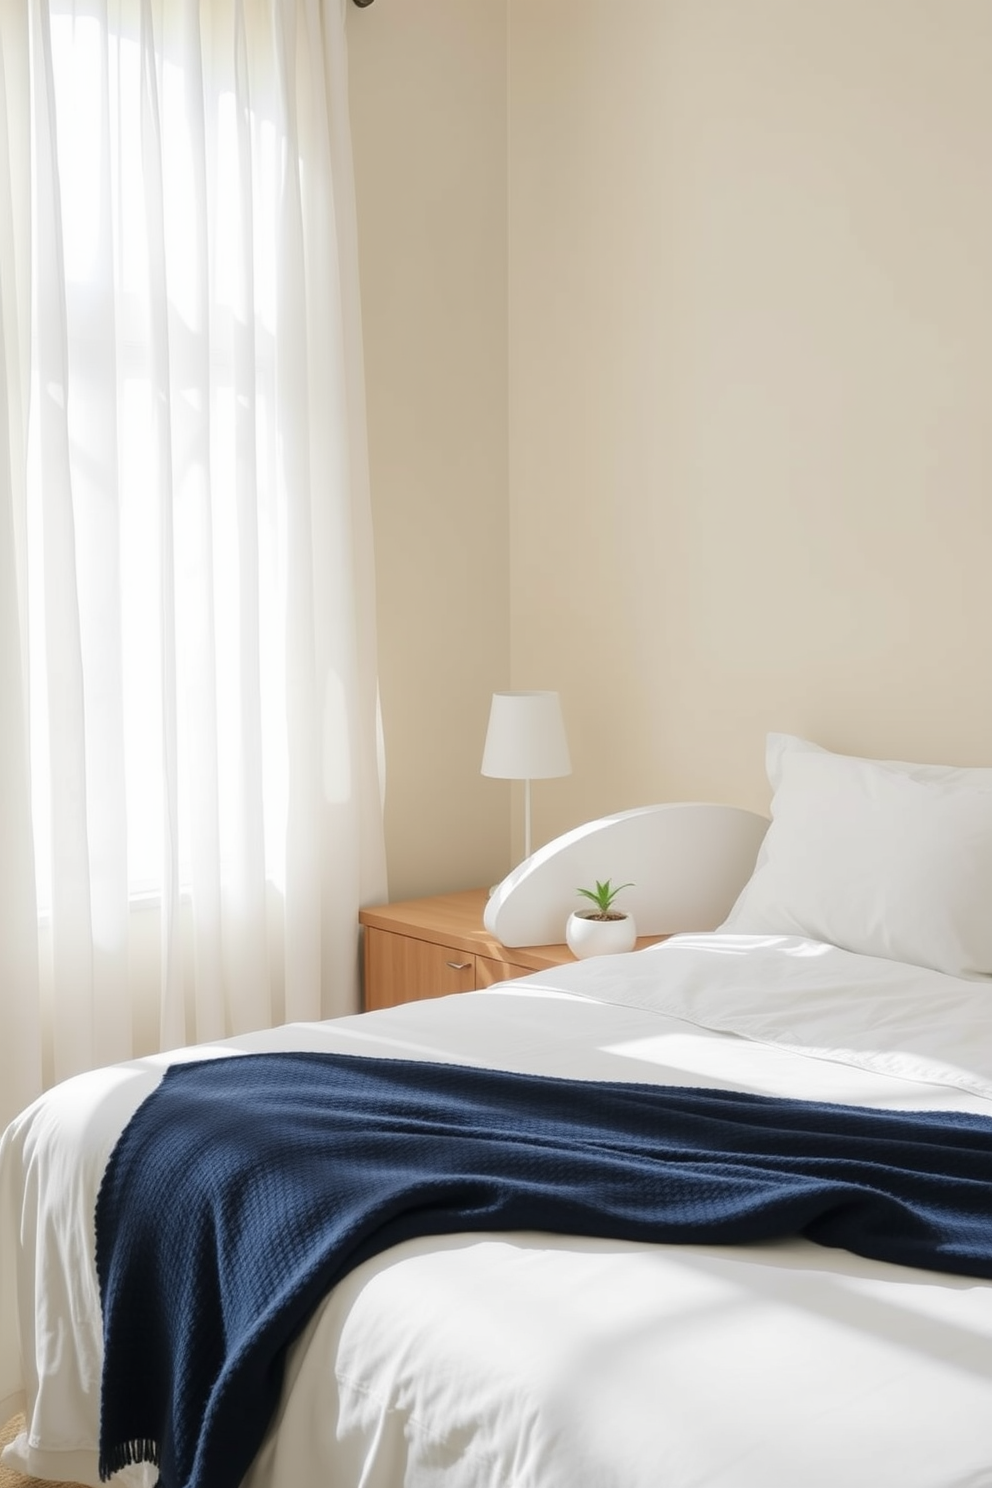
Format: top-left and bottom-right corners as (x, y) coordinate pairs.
(523, 778), (532, 861)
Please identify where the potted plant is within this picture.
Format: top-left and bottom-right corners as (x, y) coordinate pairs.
(565, 879), (637, 959)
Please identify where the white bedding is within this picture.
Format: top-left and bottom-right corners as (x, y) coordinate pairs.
(3, 934), (992, 1487)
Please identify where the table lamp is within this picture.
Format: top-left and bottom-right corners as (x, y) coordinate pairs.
(481, 691), (571, 861)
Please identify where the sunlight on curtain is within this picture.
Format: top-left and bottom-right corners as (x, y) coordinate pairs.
(0, 0), (386, 1130)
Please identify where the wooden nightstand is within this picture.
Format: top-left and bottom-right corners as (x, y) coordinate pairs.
(359, 887), (666, 1012)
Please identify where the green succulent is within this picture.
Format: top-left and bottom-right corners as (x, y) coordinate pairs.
(575, 878), (634, 917)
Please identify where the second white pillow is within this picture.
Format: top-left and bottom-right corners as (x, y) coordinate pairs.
(720, 734), (992, 980)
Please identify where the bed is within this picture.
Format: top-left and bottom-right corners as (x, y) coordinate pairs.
(3, 733), (992, 1488)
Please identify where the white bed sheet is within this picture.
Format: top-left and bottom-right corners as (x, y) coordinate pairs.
(2, 934), (992, 1487)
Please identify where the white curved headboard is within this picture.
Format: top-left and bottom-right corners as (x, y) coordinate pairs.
(484, 803), (769, 948)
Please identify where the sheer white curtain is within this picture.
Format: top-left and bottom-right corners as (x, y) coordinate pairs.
(0, 0), (387, 1132)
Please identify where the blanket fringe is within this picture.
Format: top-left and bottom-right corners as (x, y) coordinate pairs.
(100, 1437), (160, 1480)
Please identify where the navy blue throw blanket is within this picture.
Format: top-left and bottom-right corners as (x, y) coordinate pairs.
(95, 1051), (992, 1488)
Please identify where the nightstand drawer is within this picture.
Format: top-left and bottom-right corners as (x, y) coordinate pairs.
(365, 927), (475, 1010)
(475, 954), (534, 988)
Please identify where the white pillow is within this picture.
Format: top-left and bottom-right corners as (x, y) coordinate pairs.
(720, 734), (992, 980)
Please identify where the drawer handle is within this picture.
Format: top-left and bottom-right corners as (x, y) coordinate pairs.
(446, 960), (472, 971)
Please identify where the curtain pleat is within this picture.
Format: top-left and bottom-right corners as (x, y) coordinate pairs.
(0, 4), (43, 1122)
(72, 0), (131, 1074)
(0, 0), (387, 1133)
(32, 0), (101, 1081)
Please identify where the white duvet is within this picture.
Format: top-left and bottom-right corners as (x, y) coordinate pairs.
(3, 933), (992, 1488)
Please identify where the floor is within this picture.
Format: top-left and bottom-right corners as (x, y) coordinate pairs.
(0, 1417), (89, 1488)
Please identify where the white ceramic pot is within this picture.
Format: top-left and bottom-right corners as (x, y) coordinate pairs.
(565, 909), (637, 960)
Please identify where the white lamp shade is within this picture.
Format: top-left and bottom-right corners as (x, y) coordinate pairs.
(481, 691), (571, 781)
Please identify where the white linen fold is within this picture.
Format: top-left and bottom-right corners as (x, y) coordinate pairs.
(518, 933), (992, 1102)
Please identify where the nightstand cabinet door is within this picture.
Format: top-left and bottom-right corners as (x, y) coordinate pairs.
(365, 927), (475, 1011)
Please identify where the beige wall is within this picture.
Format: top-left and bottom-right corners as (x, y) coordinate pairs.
(351, 0), (992, 895)
(347, 0), (511, 900)
(509, 0), (992, 851)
